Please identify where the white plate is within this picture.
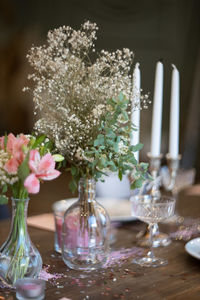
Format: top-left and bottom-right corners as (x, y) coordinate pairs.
(53, 197), (136, 222)
(185, 238), (200, 259)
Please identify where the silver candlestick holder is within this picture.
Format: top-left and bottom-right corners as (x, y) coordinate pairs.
(164, 154), (182, 193)
(163, 153), (182, 223)
(147, 153), (163, 199)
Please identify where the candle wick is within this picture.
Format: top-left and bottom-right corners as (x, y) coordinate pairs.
(135, 62), (140, 68)
(159, 58), (163, 63)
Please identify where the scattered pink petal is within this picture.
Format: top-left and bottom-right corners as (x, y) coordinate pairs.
(39, 269), (55, 281)
(39, 267), (63, 282)
(169, 219), (200, 241)
(104, 247), (144, 268)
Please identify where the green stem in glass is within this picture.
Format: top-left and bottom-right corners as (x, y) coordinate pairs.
(5, 198), (30, 284)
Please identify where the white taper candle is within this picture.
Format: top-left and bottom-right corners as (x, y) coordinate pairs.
(131, 62), (141, 162)
(169, 64), (180, 158)
(150, 61), (164, 156)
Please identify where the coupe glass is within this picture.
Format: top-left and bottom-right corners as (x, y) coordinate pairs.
(131, 195), (175, 267)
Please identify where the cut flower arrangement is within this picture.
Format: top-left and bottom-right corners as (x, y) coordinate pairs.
(0, 133), (61, 203)
(0, 133), (62, 286)
(25, 21), (150, 191)
(22, 20), (151, 271)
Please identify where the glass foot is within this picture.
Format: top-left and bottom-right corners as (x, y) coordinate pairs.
(132, 256), (168, 268)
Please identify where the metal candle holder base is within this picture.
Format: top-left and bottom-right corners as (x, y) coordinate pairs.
(165, 154), (182, 193)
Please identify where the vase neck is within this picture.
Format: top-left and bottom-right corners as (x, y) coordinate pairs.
(10, 198), (29, 238)
(78, 178), (96, 203)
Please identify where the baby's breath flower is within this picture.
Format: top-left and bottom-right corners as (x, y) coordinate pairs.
(0, 150), (18, 185)
(25, 21), (149, 168)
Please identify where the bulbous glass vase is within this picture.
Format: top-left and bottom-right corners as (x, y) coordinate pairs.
(0, 198), (42, 287)
(62, 178), (111, 271)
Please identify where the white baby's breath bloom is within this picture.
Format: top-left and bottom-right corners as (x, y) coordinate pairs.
(0, 150), (19, 185)
(25, 21), (149, 164)
(75, 147), (83, 161)
(118, 141), (129, 155)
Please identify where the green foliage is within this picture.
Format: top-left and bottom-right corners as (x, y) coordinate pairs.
(31, 134), (46, 149)
(0, 134), (62, 203)
(0, 195), (8, 205)
(68, 93), (149, 192)
(52, 154), (64, 162)
(18, 153), (30, 183)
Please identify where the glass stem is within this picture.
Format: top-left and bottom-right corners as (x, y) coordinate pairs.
(152, 223), (159, 237)
(147, 223), (155, 259)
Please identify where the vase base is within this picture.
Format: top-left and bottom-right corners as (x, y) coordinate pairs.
(16, 293), (44, 300)
(132, 256), (168, 268)
(62, 248), (108, 271)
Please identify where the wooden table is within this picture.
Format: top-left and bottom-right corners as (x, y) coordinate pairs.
(0, 189), (200, 300)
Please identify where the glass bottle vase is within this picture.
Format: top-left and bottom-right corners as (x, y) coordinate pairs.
(62, 178), (111, 271)
(0, 198), (42, 287)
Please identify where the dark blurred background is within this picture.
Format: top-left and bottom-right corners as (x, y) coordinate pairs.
(0, 0), (200, 215)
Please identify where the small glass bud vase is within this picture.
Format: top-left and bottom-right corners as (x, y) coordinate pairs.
(62, 178), (111, 271)
(0, 198), (42, 287)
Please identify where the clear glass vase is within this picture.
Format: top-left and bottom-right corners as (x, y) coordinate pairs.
(62, 178), (111, 271)
(0, 198), (42, 287)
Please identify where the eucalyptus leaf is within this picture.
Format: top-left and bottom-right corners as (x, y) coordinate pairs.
(118, 169), (122, 181)
(131, 179), (143, 189)
(53, 154), (64, 162)
(118, 92), (124, 102)
(69, 179), (77, 193)
(131, 143), (143, 152)
(139, 162), (149, 170)
(71, 165), (77, 176)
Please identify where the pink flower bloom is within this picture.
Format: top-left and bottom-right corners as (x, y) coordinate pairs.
(6, 133), (16, 153)
(12, 134), (29, 163)
(3, 133), (30, 174)
(24, 173), (40, 194)
(4, 157), (19, 174)
(24, 150), (61, 194)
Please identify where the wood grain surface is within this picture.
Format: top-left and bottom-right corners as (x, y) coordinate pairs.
(0, 190), (200, 300)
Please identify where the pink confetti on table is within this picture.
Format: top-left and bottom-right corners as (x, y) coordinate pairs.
(170, 224), (200, 241)
(104, 247), (144, 268)
(39, 266), (63, 281)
